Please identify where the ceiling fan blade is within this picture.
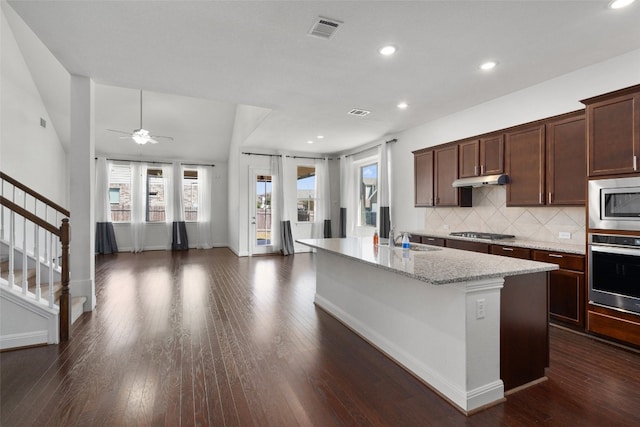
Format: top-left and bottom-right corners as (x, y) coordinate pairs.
(107, 129), (132, 135)
(148, 138), (160, 144)
(151, 135), (174, 141)
(119, 136), (133, 140)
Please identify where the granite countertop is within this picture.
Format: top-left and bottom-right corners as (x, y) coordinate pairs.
(405, 230), (586, 255)
(297, 237), (558, 285)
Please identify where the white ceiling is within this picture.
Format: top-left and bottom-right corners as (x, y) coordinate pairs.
(5, 1), (640, 161)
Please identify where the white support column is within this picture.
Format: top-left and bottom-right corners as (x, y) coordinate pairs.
(69, 75), (96, 311)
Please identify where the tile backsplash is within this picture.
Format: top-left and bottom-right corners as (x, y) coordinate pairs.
(423, 186), (585, 246)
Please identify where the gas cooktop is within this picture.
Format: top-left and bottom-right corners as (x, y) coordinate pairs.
(449, 231), (516, 240)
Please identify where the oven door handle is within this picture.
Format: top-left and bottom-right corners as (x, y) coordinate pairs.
(590, 245), (640, 257)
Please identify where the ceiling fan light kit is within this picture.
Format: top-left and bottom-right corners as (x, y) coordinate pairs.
(132, 129), (154, 145)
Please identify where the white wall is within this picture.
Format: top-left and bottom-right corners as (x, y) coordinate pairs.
(390, 48), (640, 239)
(227, 105), (271, 255)
(1, 6), (67, 206)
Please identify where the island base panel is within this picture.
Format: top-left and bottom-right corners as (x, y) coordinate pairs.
(500, 272), (549, 391)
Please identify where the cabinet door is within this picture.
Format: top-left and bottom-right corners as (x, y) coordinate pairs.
(459, 139), (479, 178)
(434, 145), (459, 206)
(549, 269), (585, 328)
(505, 125), (545, 206)
(414, 151), (434, 206)
(480, 134), (504, 175)
(547, 114), (586, 205)
(587, 93), (640, 176)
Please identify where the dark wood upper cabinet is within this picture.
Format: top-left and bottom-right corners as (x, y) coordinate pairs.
(582, 86), (640, 176)
(546, 113), (586, 205)
(458, 135), (504, 178)
(414, 149), (434, 207)
(505, 124), (546, 206)
(480, 134), (504, 175)
(435, 145), (459, 206)
(459, 139), (480, 178)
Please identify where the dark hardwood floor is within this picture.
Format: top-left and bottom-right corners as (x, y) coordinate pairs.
(2, 248), (639, 426)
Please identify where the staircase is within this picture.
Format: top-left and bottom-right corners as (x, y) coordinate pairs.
(0, 172), (75, 350)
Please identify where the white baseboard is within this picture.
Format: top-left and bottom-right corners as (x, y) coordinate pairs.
(0, 330), (49, 350)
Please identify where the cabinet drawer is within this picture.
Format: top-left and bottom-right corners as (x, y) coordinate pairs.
(588, 309), (640, 348)
(421, 236), (446, 247)
(532, 250), (584, 271)
(490, 245), (531, 260)
(409, 234), (422, 243)
(445, 239), (490, 253)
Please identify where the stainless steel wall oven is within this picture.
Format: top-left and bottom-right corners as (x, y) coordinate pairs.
(588, 233), (640, 314)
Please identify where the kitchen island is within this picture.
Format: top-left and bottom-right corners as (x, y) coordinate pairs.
(297, 237), (558, 414)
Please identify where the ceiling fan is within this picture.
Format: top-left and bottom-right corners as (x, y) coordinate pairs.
(107, 90), (174, 145)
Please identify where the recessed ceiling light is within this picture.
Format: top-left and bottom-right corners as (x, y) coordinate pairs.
(379, 45), (397, 56)
(609, 0), (635, 9)
(317, 135), (324, 139)
(480, 61), (497, 71)
(307, 140), (314, 144)
(397, 102), (408, 110)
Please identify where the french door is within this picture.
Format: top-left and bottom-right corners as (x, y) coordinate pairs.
(249, 169), (274, 255)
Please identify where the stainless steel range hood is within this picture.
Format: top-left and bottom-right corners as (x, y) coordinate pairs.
(452, 174), (508, 188)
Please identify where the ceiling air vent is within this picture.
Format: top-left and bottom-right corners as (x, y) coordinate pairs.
(308, 16), (343, 39)
(348, 109), (371, 117)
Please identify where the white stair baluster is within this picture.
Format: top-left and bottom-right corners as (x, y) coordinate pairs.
(35, 225), (41, 301)
(48, 232), (55, 308)
(8, 211), (15, 286)
(22, 191), (28, 294)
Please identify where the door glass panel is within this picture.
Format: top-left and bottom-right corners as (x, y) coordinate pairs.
(256, 175), (272, 246)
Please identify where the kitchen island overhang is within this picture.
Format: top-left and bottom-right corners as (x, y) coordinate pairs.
(297, 237), (558, 414)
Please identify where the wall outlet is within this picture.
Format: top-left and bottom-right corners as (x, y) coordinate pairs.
(559, 231), (571, 239)
(476, 299), (486, 320)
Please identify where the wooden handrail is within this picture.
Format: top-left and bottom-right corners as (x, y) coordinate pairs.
(0, 196), (61, 236)
(0, 172), (70, 217)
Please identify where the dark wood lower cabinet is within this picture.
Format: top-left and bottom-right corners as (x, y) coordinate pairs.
(532, 250), (586, 331)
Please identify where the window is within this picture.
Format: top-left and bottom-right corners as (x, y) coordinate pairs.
(146, 169), (165, 222)
(297, 165), (316, 222)
(360, 162), (378, 227)
(108, 188), (120, 204)
(108, 165), (132, 222)
(183, 170), (198, 221)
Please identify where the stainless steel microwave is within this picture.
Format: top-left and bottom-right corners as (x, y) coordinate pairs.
(589, 177), (640, 231)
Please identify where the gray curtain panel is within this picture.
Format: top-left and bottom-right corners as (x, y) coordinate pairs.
(379, 206), (390, 240)
(172, 221), (189, 250)
(339, 208), (347, 238)
(281, 220), (295, 256)
(95, 222), (118, 254)
(324, 219), (332, 238)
